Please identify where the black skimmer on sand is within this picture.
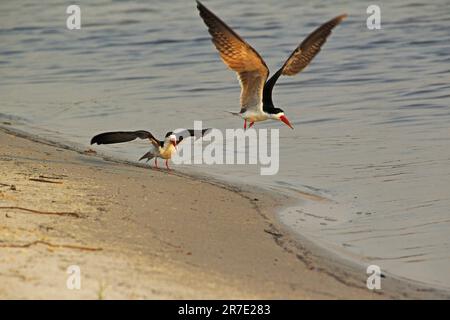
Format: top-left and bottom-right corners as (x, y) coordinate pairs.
(91, 129), (210, 170)
(197, 1), (346, 129)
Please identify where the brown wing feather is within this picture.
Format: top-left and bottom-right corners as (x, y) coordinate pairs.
(282, 14), (347, 76)
(197, 1), (269, 111)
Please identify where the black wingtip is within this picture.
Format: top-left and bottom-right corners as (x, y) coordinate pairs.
(90, 136), (99, 145)
(194, 128), (212, 138)
(90, 133), (107, 145)
(196, 0), (207, 12)
(194, 128), (211, 140)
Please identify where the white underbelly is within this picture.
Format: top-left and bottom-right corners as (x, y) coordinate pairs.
(240, 110), (269, 122)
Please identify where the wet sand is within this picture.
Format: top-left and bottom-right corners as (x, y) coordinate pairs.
(0, 127), (447, 299)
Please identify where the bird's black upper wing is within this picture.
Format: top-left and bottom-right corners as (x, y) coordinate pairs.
(263, 14), (347, 109)
(90, 130), (159, 147)
(165, 128), (211, 144)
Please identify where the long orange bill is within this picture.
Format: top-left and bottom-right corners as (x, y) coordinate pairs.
(172, 141), (177, 150)
(280, 115), (294, 129)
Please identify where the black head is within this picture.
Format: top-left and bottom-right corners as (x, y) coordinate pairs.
(165, 131), (184, 144)
(268, 107), (284, 115)
(266, 107), (293, 129)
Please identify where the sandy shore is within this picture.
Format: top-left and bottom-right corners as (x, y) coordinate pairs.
(0, 126), (447, 299)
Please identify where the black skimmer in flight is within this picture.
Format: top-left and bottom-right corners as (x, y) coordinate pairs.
(91, 129), (210, 170)
(196, 1), (346, 129)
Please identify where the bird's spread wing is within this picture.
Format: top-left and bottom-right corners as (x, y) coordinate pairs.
(91, 130), (160, 148)
(263, 14), (347, 108)
(281, 14), (347, 76)
(166, 128), (211, 144)
(197, 1), (269, 113)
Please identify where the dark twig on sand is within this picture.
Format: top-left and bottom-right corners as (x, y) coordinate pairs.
(39, 175), (64, 180)
(0, 240), (102, 251)
(29, 178), (63, 184)
(0, 206), (80, 218)
(264, 228), (283, 238)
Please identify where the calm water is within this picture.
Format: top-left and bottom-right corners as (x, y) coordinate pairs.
(1, 0), (449, 289)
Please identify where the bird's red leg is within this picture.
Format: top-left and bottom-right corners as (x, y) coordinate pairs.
(244, 119), (247, 130)
(154, 158), (158, 169)
(249, 122), (255, 128)
(165, 159), (170, 170)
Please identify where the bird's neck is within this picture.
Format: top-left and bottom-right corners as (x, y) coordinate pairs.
(262, 102), (276, 114)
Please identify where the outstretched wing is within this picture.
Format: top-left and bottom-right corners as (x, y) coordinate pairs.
(263, 14), (347, 108)
(197, 1), (269, 112)
(166, 128), (211, 144)
(90, 130), (160, 148)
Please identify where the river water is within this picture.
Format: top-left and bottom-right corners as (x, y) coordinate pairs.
(1, 0), (449, 289)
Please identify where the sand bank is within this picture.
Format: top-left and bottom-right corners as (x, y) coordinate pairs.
(0, 127), (446, 299)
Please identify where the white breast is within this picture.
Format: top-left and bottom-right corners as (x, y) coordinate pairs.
(158, 143), (176, 159)
(241, 109), (269, 122)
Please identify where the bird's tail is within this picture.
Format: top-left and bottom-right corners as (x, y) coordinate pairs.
(139, 152), (155, 162)
(227, 111), (241, 117)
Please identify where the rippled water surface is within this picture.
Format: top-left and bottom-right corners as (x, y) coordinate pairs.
(1, 0), (449, 289)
